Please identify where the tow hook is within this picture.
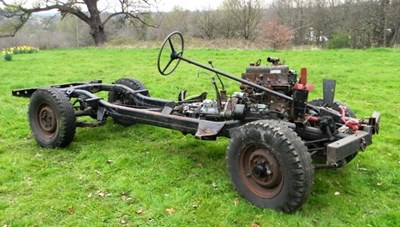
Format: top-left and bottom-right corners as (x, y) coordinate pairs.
(360, 138), (366, 151)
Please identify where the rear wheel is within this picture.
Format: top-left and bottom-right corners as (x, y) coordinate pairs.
(227, 120), (314, 212)
(29, 88), (76, 148)
(108, 78), (149, 126)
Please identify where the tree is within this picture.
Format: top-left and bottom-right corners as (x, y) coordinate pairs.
(272, 0), (312, 45)
(0, 0), (155, 46)
(193, 8), (219, 39)
(217, 8), (238, 38)
(156, 6), (190, 39)
(381, 0), (390, 47)
(220, 0), (263, 40)
(258, 17), (294, 49)
(388, 0), (400, 46)
(0, 3), (29, 38)
(309, 0), (332, 46)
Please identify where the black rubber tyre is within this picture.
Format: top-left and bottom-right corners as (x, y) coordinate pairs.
(108, 78), (149, 126)
(28, 88), (76, 148)
(309, 98), (358, 166)
(227, 120), (314, 212)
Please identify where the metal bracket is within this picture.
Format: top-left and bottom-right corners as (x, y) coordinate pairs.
(195, 121), (226, 139)
(323, 79), (336, 107)
(97, 107), (106, 121)
(292, 89), (309, 121)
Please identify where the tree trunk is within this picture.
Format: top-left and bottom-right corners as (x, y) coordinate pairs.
(383, 0), (389, 47)
(391, 23), (400, 47)
(85, 0), (107, 46)
(90, 24), (107, 46)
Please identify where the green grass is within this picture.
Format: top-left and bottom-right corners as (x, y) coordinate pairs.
(1, 47), (399, 226)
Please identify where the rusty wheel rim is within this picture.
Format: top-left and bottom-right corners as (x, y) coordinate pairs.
(36, 104), (57, 139)
(239, 144), (283, 198)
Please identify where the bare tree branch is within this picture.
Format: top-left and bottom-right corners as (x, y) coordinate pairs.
(0, 0), (156, 45)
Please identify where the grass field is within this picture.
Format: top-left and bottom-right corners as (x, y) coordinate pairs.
(1, 46), (399, 226)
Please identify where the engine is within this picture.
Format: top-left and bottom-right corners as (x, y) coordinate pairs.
(174, 57), (312, 122)
(239, 57), (298, 119)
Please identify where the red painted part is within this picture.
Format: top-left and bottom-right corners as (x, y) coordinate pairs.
(294, 83), (315, 91)
(294, 67), (314, 91)
(307, 116), (320, 123)
(339, 106), (360, 131)
(300, 68), (307, 85)
(346, 120), (360, 131)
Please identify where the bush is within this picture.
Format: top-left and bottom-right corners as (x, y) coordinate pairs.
(258, 18), (294, 49)
(327, 33), (350, 49)
(4, 52), (12, 61)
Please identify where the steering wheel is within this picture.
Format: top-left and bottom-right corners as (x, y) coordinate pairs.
(157, 31), (184, 76)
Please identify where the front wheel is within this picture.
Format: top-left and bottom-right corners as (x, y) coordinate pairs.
(227, 120), (314, 212)
(29, 88), (76, 148)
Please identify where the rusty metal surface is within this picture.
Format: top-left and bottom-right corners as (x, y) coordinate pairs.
(12, 80), (102, 98)
(195, 121), (226, 138)
(327, 130), (370, 165)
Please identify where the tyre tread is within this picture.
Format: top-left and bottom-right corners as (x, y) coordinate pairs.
(29, 88), (76, 148)
(227, 119), (314, 212)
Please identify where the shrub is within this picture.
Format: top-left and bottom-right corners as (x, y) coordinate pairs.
(3, 52), (12, 61)
(327, 33), (350, 49)
(258, 18), (294, 49)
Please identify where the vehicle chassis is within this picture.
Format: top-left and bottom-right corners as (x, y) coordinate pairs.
(12, 32), (380, 212)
